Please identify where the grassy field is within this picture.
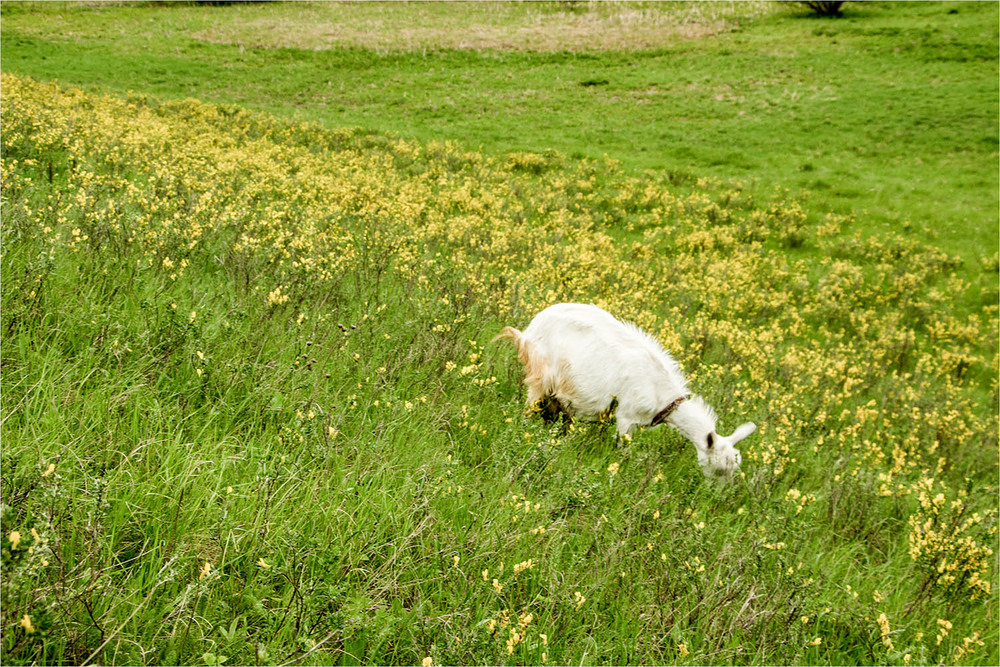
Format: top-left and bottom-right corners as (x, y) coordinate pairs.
(1, 2), (998, 666)
(1, 1), (997, 261)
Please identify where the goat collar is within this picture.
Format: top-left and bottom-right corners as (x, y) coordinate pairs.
(650, 396), (687, 427)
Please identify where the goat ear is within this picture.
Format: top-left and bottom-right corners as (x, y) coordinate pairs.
(728, 422), (757, 445)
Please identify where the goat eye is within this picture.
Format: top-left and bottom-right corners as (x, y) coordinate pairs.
(706, 433), (714, 449)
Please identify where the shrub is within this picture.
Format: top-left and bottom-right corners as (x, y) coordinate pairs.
(799, 1), (847, 17)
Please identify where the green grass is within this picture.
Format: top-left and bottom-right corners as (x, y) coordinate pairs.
(1, 0), (997, 261)
(1, 2), (998, 666)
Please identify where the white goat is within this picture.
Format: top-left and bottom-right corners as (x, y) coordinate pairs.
(496, 303), (756, 477)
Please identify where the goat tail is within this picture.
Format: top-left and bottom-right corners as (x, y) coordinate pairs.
(495, 325), (554, 404)
(493, 327), (537, 374)
(493, 326), (523, 346)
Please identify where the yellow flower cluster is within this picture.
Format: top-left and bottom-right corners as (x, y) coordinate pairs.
(784, 488), (817, 515)
(951, 631), (984, 661)
(907, 477), (994, 601)
(512, 559), (534, 575)
(936, 618), (953, 645)
(876, 612), (894, 651)
(484, 605), (547, 659)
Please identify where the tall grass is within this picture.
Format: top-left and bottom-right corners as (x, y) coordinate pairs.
(1, 74), (996, 666)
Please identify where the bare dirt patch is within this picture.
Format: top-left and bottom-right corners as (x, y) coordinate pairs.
(192, 1), (776, 52)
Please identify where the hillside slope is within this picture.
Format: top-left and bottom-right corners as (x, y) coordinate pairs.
(1, 75), (997, 665)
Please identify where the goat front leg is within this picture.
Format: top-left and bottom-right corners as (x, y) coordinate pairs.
(614, 417), (639, 448)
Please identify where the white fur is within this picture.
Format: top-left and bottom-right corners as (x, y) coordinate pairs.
(496, 303), (756, 477)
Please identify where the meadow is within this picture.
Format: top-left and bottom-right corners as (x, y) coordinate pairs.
(2, 0), (997, 259)
(1, 2), (998, 666)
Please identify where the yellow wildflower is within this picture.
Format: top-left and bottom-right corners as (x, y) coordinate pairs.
(513, 559), (534, 575)
(876, 612), (893, 650)
(506, 629), (522, 654)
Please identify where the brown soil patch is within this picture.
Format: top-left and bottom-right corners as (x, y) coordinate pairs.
(192, 2), (775, 52)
